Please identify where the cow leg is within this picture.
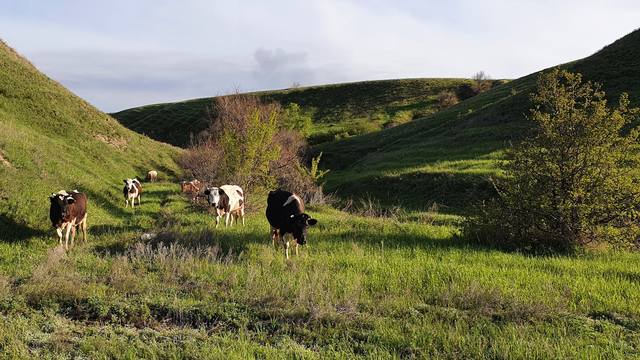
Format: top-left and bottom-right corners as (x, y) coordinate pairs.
(271, 228), (277, 247)
(240, 207), (245, 226)
(215, 214), (220, 228)
(285, 239), (290, 259)
(56, 227), (63, 247)
(295, 242), (299, 256)
(70, 225), (76, 248)
(64, 223), (72, 250)
(138, 194), (141, 206)
(225, 213), (231, 227)
(81, 214), (88, 243)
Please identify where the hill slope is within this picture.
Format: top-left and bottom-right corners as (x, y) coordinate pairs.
(0, 40), (182, 238)
(111, 78), (483, 147)
(316, 29), (640, 211)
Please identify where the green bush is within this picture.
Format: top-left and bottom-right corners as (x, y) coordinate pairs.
(466, 69), (640, 252)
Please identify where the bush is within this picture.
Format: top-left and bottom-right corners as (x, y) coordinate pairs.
(437, 90), (459, 108)
(466, 69), (640, 252)
(180, 95), (325, 199)
(280, 103), (313, 137)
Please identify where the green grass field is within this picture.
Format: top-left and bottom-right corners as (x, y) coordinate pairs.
(111, 78), (484, 147)
(316, 29), (640, 214)
(2, 182), (640, 358)
(3, 29), (640, 358)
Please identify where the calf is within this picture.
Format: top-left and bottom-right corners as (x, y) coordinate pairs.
(146, 170), (158, 182)
(123, 178), (142, 207)
(204, 185), (245, 227)
(49, 190), (88, 250)
(180, 179), (201, 201)
(266, 189), (317, 259)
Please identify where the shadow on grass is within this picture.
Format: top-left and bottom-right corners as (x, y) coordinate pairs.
(331, 171), (497, 215)
(0, 214), (49, 243)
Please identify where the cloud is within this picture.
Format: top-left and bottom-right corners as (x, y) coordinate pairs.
(2, 0), (639, 111)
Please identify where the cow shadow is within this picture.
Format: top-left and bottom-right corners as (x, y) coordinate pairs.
(0, 214), (49, 243)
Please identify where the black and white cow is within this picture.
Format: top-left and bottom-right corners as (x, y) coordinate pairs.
(266, 189), (317, 259)
(49, 190), (88, 250)
(204, 185), (245, 227)
(123, 178), (142, 208)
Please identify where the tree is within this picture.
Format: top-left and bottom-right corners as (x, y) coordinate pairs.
(468, 69), (640, 251)
(437, 90), (459, 108)
(471, 71), (492, 94)
(280, 103), (312, 137)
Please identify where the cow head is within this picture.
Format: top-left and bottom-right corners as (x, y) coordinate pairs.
(49, 191), (76, 221)
(289, 213), (318, 245)
(123, 179), (136, 193)
(204, 187), (220, 207)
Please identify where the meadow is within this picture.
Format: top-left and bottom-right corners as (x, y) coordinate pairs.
(1, 182), (640, 359)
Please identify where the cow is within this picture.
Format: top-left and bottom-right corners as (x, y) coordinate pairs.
(49, 190), (88, 250)
(146, 170), (158, 182)
(180, 179), (201, 201)
(123, 178), (142, 207)
(266, 189), (318, 259)
(204, 185), (245, 227)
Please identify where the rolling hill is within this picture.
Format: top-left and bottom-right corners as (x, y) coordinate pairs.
(0, 40), (182, 238)
(111, 78), (492, 147)
(316, 28), (640, 211)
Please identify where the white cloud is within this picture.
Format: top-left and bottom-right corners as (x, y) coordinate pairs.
(1, 0), (638, 111)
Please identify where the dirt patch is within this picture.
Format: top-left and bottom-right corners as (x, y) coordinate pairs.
(0, 152), (13, 168)
(95, 134), (128, 149)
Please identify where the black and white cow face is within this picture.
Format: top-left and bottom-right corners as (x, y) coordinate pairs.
(289, 213), (318, 245)
(204, 187), (220, 207)
(50, 192), (76, 218)
(123, 179), (137, 193)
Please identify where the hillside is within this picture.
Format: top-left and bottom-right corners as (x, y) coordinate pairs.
(316, 29), (640, 211)
(111, 78), (486, 147)
(2, 36), (640, 358)
(0, 40), (182, 238)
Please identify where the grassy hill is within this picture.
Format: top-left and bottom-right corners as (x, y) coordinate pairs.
(111, 78), (487, 147)
(316, 29), (640, 212)
(2, 35), (640, 358)
(0, 40), (182, 238)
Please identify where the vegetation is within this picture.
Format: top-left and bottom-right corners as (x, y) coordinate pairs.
(315, 29), (640, 214)
(111, 78), (485, 147)
(2, 28), (640, 359)
(0, 40), (181, 239)
(467, 69), (640, 251)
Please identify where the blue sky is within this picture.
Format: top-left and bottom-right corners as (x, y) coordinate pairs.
(1, 0), (639, 112)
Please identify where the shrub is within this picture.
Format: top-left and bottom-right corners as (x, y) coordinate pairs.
(437, 90), (459, 108)
(180, 95), (325, 199)
(466, 69), (640, 252)
(280, 103), (313, 137)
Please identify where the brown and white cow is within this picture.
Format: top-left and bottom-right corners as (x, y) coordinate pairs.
(204, 185), (245, 227)
(266, 189), (317, 259)
(180, 179), (201, 201)
(146, 170), (158, 182)
(123, 178), (142, 207)
(49, 190), (88, 250)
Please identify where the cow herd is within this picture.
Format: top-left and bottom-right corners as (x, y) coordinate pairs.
(48, 171), (318, 258)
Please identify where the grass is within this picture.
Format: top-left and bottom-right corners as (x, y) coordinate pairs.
(1, 182), (640, 358)
(3, 29), (640, 359)
(0, 39), (182, 237)
(316, 29), (640, 214)
(111, 78), (481, 147)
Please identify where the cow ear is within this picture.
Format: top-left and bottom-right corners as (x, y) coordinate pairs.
(204, 189), (210, 195)
(307, 218), (318, 226)
(123, 179), (128, 184)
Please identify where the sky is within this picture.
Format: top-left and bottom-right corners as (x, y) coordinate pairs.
(1, 0), (639, 112)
